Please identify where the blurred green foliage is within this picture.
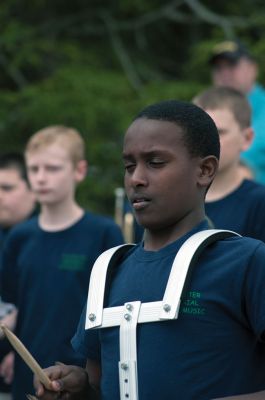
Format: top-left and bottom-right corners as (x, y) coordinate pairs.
(0, 0), (265, 215)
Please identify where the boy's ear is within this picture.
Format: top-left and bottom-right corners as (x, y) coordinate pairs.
(241, 127), (254, 152)
(75, 160), (88, 182)
(197, 155), (219, 187)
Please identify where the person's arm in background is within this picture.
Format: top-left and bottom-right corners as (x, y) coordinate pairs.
(0, 230), (20, 385)
(0, 352), (14, 384)
(0, 307), (17, 334)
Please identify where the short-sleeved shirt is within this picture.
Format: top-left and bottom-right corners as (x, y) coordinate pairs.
(73, 221), (265, 399)
(0, 212), (124, 399)
(206, 179), (265, 242)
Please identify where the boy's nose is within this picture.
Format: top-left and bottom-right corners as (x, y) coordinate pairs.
(130, 166), (148, 187)
(35, 168), (47, 181)
(0, 188), (6, 201)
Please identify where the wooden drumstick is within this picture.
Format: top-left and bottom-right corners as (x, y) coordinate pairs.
(0, 324), (51, 389)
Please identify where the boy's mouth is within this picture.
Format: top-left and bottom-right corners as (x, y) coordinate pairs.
(37, 189), (51, 195)
(131, 196), (150, 210)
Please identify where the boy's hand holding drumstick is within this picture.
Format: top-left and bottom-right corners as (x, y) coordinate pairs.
(0, 325), (89, 399)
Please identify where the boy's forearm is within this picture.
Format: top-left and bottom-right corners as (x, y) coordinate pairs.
(71, 365), (100, 400)
(86, 358), (101, 396)
(71, 382), (100, 400)
(71, 368), (90, 399)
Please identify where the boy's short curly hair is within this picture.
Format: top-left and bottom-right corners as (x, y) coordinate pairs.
(135, 99), (220, 160)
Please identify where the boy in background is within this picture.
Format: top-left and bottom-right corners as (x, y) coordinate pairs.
(34, 101), (265, 399)
(0, 152), (36, 400)
(209, 40), (265, 183)
(193, 86), (265, 241)
(0, 126), (123, 399)
(0, 152), (36, 243)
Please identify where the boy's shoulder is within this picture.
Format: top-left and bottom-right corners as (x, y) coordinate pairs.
(210, 232), (265, 262)
(83, 210), (114, 223)
(74, 211), (123, 243)
(6, 212), (120, 238)
(117, 231), (265, 278)
(7, 215), (39, 237)
(226, 179), (265, 204)
(3, 215), (39, 249)
(81, 210), (116, 227)
(64, 211), (124, 249)
(82, 211), (121, 230)
(241, 178), (265, 192)
(238, 179), (265, 205)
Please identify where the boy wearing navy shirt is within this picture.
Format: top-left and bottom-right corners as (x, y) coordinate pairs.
(0, 126), (123, 399)
(34, 103), (265, 399)
(194, 86), (265, 241)
(0, 152), (36, 399)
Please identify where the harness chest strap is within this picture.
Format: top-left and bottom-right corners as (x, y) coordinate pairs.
(85, 229), (239, 400)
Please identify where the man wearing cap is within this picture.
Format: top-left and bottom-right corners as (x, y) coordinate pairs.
(209, 40), (265, 184)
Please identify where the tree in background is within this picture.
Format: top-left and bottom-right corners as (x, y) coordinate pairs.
(0, 0), (264, 215)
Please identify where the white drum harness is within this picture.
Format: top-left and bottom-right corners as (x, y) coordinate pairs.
(85, 229), (239, 400)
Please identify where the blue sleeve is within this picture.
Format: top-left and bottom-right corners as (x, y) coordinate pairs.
(71, 305), (101, 362)
(0, 232), (19, 305)
(247, 194), (265, 243)
(244, 242), (265, 339)
(103, 222), (124, 248)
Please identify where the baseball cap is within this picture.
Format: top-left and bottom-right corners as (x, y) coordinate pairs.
(209, 40), (253, 65)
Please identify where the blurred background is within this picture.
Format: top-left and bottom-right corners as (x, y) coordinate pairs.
(0, 0), (264, 216)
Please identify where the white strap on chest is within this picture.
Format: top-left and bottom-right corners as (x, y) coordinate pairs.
(85, 229), (239, 400)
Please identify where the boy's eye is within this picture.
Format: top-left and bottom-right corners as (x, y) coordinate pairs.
(124, 163), (135, 172)
(0, 184), (16, 192)
(27, 165), (62, 173)
(46, 165), (61, 172)
(27, 166), (38, 173)
(149, 160), (165, 167)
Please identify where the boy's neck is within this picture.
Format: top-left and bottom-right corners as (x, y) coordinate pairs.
(39, 201), (84, 231)
(206, 165), (244, 202)
(143, 210), (205, 251)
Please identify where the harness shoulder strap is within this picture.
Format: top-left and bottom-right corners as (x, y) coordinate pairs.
(160, 229), (240, 320)
(86, 244), (135, 329)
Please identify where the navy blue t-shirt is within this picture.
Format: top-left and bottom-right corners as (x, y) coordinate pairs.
(0, 212), (124, 399)
(73, 221), (265, 399)
(206, 179), (265, 241)
(0, 226), (13, 393)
